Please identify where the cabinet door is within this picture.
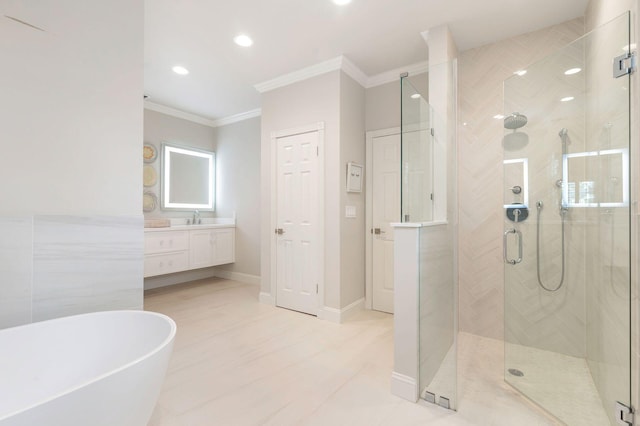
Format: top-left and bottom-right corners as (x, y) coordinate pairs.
(189, 229), (215, 269)
(213, 228), (235, 265)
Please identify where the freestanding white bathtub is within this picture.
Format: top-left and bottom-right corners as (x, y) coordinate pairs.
(0, 310), (176, 426)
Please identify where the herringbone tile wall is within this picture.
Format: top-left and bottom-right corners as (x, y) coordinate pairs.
(458, 18), (585, 340)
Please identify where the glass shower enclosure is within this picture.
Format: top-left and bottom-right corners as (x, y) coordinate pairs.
(503, 12), (631, 425)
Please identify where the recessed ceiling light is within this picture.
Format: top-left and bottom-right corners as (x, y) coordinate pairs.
(411, 93), (421, 99)
(172, 65), (189, 75)
(234, 34), (253, 47)
(560, 96), (575, 102)
(493, 114), (505, 119)
(514, 70), (527, 76)
(564, 68), (582, 75)
(332, 0), (352, 5)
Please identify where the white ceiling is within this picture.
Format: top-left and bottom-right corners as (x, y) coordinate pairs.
(145, 0), (589, 121)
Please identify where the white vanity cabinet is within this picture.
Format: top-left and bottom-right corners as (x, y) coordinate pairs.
(144, 225), (235, 277)
(144, 230), (190, 277)
(189, 227), (235, 269)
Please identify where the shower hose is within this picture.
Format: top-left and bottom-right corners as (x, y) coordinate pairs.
(536, 201), (566, 292)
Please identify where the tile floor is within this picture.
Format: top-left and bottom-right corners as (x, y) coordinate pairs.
(505, 343), (610, 425)
(145, 278), (564, 425)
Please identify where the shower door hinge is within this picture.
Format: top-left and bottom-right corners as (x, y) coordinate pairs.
(616, 401), (633, 425)
(316, 284), (318, 294)
(430, 128), (434, 137)
(613, 51), (636, 78)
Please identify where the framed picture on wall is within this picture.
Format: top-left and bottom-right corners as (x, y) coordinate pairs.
(346, 162), (363, 193)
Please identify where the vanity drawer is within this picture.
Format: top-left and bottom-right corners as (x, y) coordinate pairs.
(144, 231), (189, 254)
(144, 251), (189, 277)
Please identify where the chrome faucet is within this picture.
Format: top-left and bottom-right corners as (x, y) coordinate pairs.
(193, 209), (200, 225)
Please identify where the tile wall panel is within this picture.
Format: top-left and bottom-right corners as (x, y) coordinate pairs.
(458, 18), (585, 340)
(32, 216), (143, 321)
(0, 217), (33, 328)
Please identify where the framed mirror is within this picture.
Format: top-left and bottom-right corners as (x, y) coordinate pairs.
(161, 143), (215, 211)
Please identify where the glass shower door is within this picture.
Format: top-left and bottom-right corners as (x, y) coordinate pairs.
(503, 12), (631, 425)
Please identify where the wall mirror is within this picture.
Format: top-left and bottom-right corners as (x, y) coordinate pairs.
(161, 143), (215, 211)
(563, 148), (628, 207)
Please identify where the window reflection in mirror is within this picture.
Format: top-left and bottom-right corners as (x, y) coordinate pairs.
(161, 143), (215, 210)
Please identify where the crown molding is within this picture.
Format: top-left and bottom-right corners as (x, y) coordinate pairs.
(366, 61), (429, 88)
(255, 56), (344, 93)
(211, 108), (262, 127)
(255, 56), (429, 93)
(144, 102), (261, 128)
(144, 101), (217, 127)
(340, 56), (369, 88)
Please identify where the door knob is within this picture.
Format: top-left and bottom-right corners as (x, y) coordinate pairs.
(275, 228), (285, 235)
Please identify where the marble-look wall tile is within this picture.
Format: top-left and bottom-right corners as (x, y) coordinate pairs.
(33, 216), (143, 321)
(0, 217), (33, 328)
(458, 18), (585, 340)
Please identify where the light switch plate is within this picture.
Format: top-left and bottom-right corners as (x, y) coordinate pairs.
(345, 205), (356, 218)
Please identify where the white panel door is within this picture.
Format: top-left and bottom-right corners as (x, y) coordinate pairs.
(276, 131), (318, 315)
(372, 133), (400, 313)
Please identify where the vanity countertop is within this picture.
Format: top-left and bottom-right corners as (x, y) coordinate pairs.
(144, 217), (235, 232)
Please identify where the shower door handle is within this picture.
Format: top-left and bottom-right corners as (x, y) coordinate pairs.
(503, 228), (522, 265)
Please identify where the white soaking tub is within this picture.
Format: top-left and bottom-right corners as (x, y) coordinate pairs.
(0, 310), (176, 426)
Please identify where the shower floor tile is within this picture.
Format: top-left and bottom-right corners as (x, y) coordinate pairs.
(505, 343), (610, 425)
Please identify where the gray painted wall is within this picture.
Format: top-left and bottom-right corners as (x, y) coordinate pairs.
(340, 73), (366, 307)
(214, 117), (261, 277)
(365, 73), (428, 132)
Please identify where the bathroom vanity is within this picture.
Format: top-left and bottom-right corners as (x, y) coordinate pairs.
(144, 220), (235, 277)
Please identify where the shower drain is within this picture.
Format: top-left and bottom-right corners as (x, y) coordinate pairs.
(508, 368), (524, 377)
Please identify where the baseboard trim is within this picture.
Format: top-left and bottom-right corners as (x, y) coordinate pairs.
(391, 371), (418, 402)
(259, 292), (276, 306)
(212, 270), (261, 286)
(144, 268), (217, 290)
(318, 297), (365, 323)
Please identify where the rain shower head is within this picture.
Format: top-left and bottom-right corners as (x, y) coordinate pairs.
(502, 112), (529, 151)
(504, 112), (528, 130)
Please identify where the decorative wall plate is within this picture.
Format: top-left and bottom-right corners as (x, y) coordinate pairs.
(143, 143), (157, 163)
(143, 191), (157, 212)
(143, 164), (157, 187)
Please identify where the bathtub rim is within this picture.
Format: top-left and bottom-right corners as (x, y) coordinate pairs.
(0, 309), (176, 421)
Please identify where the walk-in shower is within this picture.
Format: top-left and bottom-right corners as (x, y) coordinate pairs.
(503, 12), (632, 425)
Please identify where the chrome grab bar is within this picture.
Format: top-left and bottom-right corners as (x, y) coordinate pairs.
(503, 228), (522, 265)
